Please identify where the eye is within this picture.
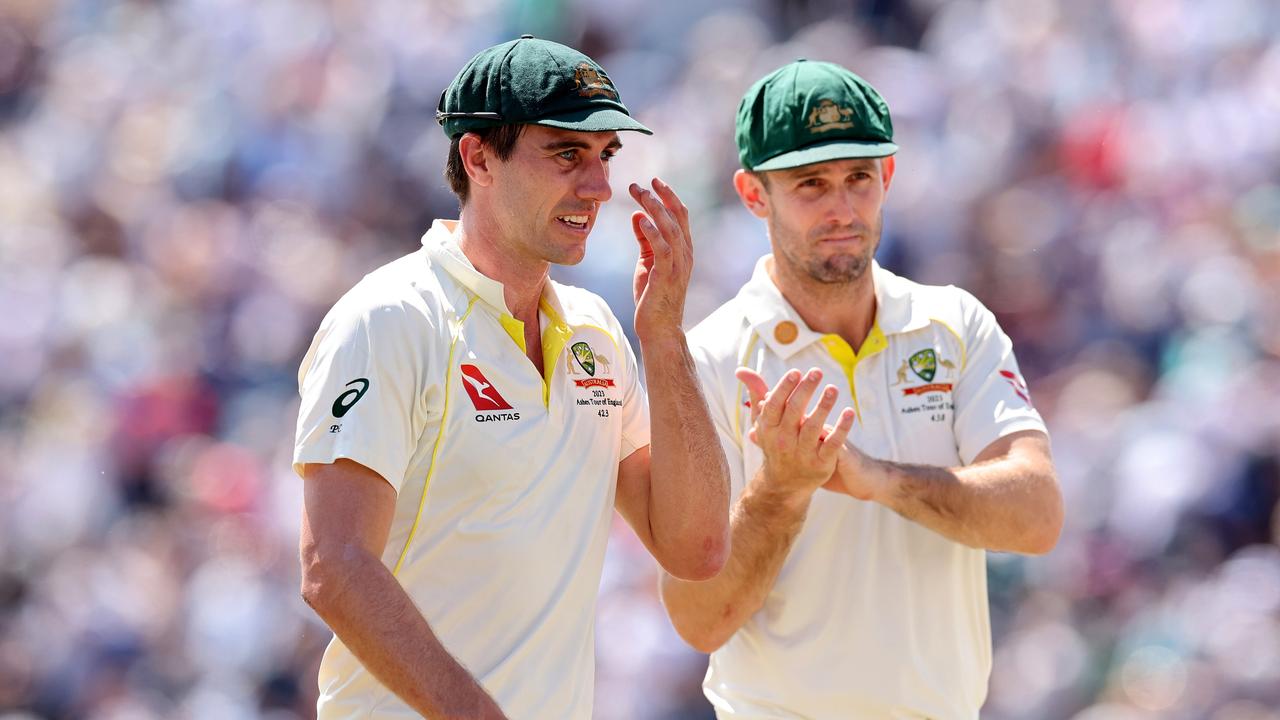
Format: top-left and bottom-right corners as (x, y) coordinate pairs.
(557, 150), (578, 162)
(799, 178), (823, 189)
(601, 150), (617, 163)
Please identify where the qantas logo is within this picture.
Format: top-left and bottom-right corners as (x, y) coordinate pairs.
(459, 364), (513, 410)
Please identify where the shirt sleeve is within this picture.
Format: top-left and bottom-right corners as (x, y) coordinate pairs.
(292, 295), (430, 492)
(618, 333), (652, 458)
(951, 290), (1048, 465)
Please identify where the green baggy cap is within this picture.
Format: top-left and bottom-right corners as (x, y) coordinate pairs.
(736, 59), (896, 171)
(437, 35), (652, 138)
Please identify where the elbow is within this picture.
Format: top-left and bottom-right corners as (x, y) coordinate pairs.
(660, 585), (737, 654)
(681, 625), (732, 655)
(668, 603), (740, 654)
(1020, 486), (1064, 556)
(299, 541), (347, 614)
(1020, 525), (1060, 556)
(664, 532), (730, 582)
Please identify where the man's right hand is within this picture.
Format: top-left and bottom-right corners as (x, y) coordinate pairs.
(736, 367), (856, 504)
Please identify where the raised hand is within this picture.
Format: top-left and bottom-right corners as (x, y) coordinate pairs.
(736, 367), (856, 499)
(629, 178), (693, 339)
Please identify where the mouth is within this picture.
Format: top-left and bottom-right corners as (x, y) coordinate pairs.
(556, 214), (591, 232)
(817, 235), (862, 245)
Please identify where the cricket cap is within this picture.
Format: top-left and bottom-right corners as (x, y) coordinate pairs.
(437, 35), (651, 138)
(736, 59), (896, 171)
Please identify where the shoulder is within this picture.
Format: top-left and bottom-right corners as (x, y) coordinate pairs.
(884, 270), (993, 339)
(687, 293), (756, 369)
(320, 249), (448, 340)
(550, 281), (628, 337)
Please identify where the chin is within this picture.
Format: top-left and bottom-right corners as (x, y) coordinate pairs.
(544, 241), (587, 267)
(557, 246), (588, 266)
(809, 253), (872, 284)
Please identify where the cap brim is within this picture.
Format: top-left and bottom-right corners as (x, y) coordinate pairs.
(751, 139), (897, 171)
(535, 107), (652, 135)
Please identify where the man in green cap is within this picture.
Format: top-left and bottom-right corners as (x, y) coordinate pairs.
(292, 36), (730, 719)
(660, 59), (1063, 718)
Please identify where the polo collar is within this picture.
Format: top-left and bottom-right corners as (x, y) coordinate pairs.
(422, 220), (511, 313)
(739, 255), (930, 359)
(421, 219), (576, 322)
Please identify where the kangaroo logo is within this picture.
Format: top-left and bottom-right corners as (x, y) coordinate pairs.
(459, 365), (512, 411)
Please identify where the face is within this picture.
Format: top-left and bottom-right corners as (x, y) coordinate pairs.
(738, 157), (894, 286)
(483, 125), (620, 266)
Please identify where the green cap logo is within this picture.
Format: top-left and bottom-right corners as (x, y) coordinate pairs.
(574, 63), (618, 100)
(736, 60), (896, 172)
(571, 341), (596, 376)
(437, 36), (649, 138)
(909, 349), (937, 382)
(807, 100), (856, 132)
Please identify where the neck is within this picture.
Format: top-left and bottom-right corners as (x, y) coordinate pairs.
(456, 206), (549, 321)
(767, 255), (878, 349)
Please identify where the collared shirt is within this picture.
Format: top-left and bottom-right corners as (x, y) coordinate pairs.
(293, 219), (650, 719)
(687, 257), (1046, 720)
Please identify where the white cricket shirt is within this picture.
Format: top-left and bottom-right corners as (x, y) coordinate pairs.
(688, 257), (1046, 719)
(293, 220), (651, 719)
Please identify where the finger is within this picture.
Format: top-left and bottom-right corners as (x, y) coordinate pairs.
(798, 385), (839, 448)
(651, 177), (689, 228)
(651, 177), (692, 265)
(631, 211), (654, 255)
(632, 183), (681, 257)
(818, 408), (857, 461)
(634, 213), (672, 274)
(780, 368), (823, 432)
(760, 369), (802, 427)
(735, 367), (769, 421)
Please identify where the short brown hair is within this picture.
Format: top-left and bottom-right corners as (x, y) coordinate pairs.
(445, 124), (525, 205)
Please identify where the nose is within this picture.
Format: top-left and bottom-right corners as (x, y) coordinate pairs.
(576, 157), (612, 203)
(825, 186), (858, 226)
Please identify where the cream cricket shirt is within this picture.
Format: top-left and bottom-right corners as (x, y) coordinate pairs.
(293, 220), (650, 719)
(688, 257), (1046, 720)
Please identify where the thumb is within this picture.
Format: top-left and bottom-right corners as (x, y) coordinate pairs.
(735, 367), (768, 419)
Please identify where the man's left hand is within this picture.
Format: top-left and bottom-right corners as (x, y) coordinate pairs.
(823, 439), (891, 503)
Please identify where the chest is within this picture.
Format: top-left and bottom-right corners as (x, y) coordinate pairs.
(429, 309), (627, 496)
(740, 325), (965, 470)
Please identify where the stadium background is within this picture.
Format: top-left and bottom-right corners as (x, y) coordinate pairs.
(2, 0), (1279, 718)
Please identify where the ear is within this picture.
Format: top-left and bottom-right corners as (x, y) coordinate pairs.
(733, 169), (769, 219)
(459, 133), (495, 189)
(880, 156), (896, 192)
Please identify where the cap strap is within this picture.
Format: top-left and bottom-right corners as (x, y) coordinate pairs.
(435, 110), (504, 126)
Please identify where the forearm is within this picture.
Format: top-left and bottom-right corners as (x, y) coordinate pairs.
(868, 453), (1061, 554)
(640, 331), (731, 573)
(660, 471), (808, 653)
(302, 548), (505, 719)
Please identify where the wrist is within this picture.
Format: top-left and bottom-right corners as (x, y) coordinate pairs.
(635, 320), (687, 346)
(750, 470), (814, 515)
(864, 459), (896, 506)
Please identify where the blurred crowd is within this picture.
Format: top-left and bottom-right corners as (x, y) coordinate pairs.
(2, 0), (1279, 718)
